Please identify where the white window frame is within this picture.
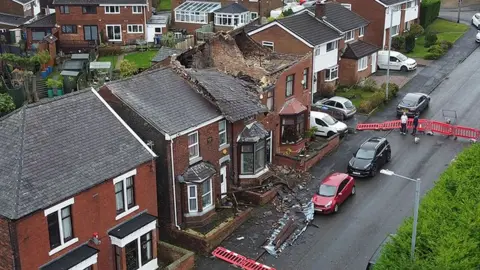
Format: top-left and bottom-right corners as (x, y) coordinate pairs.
(215, 12), (250, 27)
(358, 56), (368, 71)
(359, 26), (365, 37)
(262, 41), (274, 50)
(314, 47), (321, 56)
(106, 24), (122, 41)
(175, 10), (208, 24)
(201, 179), (213, 209)
(110, 220), (157, 248)
(113, 169), (139, 220)
(187, 185), (198, 212)
(105, 5), (120, 14)
(345, 30), (354, 42)
(132, 5), (143, 14)
(391, 25), (399, 37)
(219, 120), (227, 147)
(251, 12), (258, 20)
(326, 40), (338, 52)
(325, 65), (338, 81)
(127, 24), (144, 33)
(44, 198), (79, 256)
(188, 131), (200, 160)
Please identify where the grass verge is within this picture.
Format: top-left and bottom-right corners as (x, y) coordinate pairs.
(97, 55), (117, 68)
(124, 50), (157, 69)
(157, 0), (171, 10)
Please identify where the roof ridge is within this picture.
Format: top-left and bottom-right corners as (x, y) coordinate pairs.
(13, 106), (27, 218)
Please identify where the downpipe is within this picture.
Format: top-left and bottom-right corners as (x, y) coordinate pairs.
(170, 139), (181, 230)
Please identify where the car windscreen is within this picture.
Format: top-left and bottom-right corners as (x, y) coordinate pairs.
(356, 148), (376, 160)
(323, 114), (338, 125)
(318, 184), (336, 197)
(400, 96), (418, 107)
(343, 100), (355, 109)
(397, 53), (408, 61)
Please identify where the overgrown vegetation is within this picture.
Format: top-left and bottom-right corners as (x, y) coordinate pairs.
(0, 93), (15, 115)
(119, 59), (138, 78)
(336, 79), (399, 114)
(267, 9), (293, 22)
(161, 32), (176, 48)
(420, 0), (441, 28)
(375, 143), (480, 269)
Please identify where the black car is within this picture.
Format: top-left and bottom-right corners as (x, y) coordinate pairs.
(347, 137), (391, 177)
(366, 234), (395, 270)
(396, 92), (430, 117)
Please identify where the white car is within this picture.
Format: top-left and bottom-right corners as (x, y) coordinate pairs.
(310, 111), (348, 138)
(314, 96), (357, 120)
(472, 13), (480, 28)
(377, 50), (417, 72)
(476, 30), (480, 43)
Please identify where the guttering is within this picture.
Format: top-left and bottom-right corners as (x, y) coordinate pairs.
(170, 139), (181, 230)
(167, 115), (224, 140)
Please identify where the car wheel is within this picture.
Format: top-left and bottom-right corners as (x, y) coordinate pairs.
(401, 66), (408, 72)
(370, 165), (377, 177)
(386, 152), (391, 163)
(327, 131), (335, 138)
(334, 204), (339, 213)
(351, 186), (356, 195)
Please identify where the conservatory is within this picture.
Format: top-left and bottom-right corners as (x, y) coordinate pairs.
(214, 3), (251, 28)
(174, 1), (221, 24)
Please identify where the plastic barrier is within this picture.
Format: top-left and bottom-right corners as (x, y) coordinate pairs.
(430, 121), (454, 136)
(381, 120), (401, 130)
(212, 247), (247, 267)
(454, 126), (480, 140)
(356, 123), (381, 131)
(243, 259), (277, 270)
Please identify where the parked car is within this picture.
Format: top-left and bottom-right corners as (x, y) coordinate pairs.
(314, 96), (357, 120)
(310, 111), (348, 137)
(472, 13), (480, 28)
(348, 137), (391, 177)
(377, 50), (417, 72)
(366, 234), (396, 270)
(396, 92), (430, 117)
(312, 172), (355, 214)
(476, 30), (480, 43)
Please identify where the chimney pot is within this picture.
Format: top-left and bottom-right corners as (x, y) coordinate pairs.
(315, 0), (327, 19)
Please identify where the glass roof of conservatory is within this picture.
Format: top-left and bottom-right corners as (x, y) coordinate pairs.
(175, 1), (221, 13)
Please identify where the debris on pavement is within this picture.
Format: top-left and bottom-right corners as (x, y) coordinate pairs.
(237, 236), (245, 241)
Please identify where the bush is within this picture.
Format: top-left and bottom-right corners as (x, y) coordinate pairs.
(119, 59), (138, 78)
(374, 143), (480, 269)
(0, 93), (15, 114)
(404, 33), (416, 53)
(424, 32), (438, 47)
(424, 51), (443, 60)
(427, 44), (444, 54)
(391, 35), (405, 51)
(358, 100), (375, 113)
(360, 78), (378, 92)
(409, 24), (425, 37)
(381, 82), (399, 99)
(282, 8), (294, 17)
(370, 91), (386, 105)
(436, 40), (453, 51)
(420, 0), (441, 28)
(98, 46), (122, 57)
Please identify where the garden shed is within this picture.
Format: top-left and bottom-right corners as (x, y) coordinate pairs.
(89, 61), (112, 84)
(59, 70), (80, 94)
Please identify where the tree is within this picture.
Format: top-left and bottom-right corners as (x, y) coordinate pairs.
(119, 59), (138, 78)
(0, 93), (16, 114)
(409, 24), (425, 38)
(404, 33), (416, 53)
(424, 31), (438, 47)
(161, 32), (176, 48)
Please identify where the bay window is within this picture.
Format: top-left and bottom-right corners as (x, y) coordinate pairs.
(187, 179), (212, 212)
(325, 66), (338, 81)
(187, 185), (197, 212)
(281, 114), (305, 144)
(358, 56), (368, 71)
(240, 140), (266, 175)
(202, 180), (212, 208)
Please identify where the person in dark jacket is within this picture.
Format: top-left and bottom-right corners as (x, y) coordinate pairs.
(411, 113), (419, 135)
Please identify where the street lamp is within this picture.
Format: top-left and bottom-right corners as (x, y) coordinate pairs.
(385, 6), (407, 100)
(380, 169), (421, 261)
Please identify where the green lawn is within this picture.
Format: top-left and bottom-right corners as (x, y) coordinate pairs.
(157, 0), (171, 10)
(336, 88), (376, 108)
(124, 50), (157, 69)
(97, 55), (117, 68)
(406, 18), (469, 58)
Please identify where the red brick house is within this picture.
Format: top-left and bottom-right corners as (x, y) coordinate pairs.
(334, 0), (420, 49)
(0, 0), (41, 43)
(0, 89), (159, 270)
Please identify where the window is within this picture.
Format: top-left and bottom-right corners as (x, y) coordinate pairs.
(315, 47), (321, 56)
(188, 132), (199, 159)
(302, 68), (309, 89)
(281, 114), (305, 143)
(405, 21), (410, 31)
(345, 30), (354, 42)
(285, 74), (294, 97)
(266, 91), (273, 111)
(114, 246), (122, 270)
(215, 13), (250, 27)
(325, 66), (338, 81)
(251, 12), (258, 20)
(262, 41), (274, 51)
(47, 205), (73, 250)
(125, 239), (139, 270)
(59, 5), (69, 14)
(219, 120), (227, 147)
(240, 140), (266, 175)
(326, 40), (338, 52)
(106, 25), (121, 41)
(105, 6), (120, 14)
(32, 30), (48, 41)
(132, 6), (143, 14)
(155, 27), (162, 33)
(391, 25), (399, 36)
(140, 232), (153, 265)
(127, 24), (144, 33)
(82, 6), (96, 14)
(61, 25), (77, 34)
(115, 175), (135, 215)
(392, 5), (401, 11)
(187, 185), (197, 212)
(84, 25), (98, 41)
(175, 11), (208, 24)
(341, 3), (351, 10)
(358, 56), (368, 71)
(359, 26), (365, 37)
(202, 179), (212, 208)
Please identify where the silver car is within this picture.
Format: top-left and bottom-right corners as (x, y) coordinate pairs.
(314, 96), (357, 120)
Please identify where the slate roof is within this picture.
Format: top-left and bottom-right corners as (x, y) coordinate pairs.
(215, 3), (248, 14)
(24, 13), (56, 28)
(307, 3), (369, 32)
(237, 122), (269, 143)
(378, 0), (408, 6)
(0, 90), (154, 219)
(52, 0), (147, 5)
(40, 244), (99, 270)
(277, 12), (341, 46)
(105, 67), (221, 135)
(0, 12), (29, 27)
(180, 161), (216, 183)
(186, 69), (267, 122)
(151, 47), (185, 63)
(342, 40), (380, 60)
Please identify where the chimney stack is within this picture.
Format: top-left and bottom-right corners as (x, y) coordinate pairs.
(315, 0), (327, 19)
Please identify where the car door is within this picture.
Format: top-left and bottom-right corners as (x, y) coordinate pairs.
(417, 96), (426, 111)
(390, 56), (401, 70)
(323, 100), (336, 110)
(334, 102), (346, 115)
(336, 180), (348, 203)
(314, 118), (329, 136)
(376, 143), (386, 166)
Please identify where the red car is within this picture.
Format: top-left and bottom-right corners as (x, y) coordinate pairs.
(312, 172), (356, 214)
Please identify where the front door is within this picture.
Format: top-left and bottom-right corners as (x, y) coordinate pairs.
(220, 166), (227, 199)
(371, 53), (377, 73)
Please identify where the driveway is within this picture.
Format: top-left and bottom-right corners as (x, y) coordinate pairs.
(195, 21), (480, 270)
(370, 67), (424, 89)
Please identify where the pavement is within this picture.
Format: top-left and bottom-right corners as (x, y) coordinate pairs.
(195, 16), (480, 270)
(370, 67), (424, 89)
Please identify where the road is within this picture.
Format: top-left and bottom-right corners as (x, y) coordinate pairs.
(195, 18), (480, 270)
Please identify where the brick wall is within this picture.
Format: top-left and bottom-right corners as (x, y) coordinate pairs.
(158, 241), (195, 270)
(15, 162), (158, 270)
(249, 24), (311, 55)
(55, 5), (151, 44)
(0, 218), (14, 270)
(338, 55), (374, 85)
(0, 1), (23, 17)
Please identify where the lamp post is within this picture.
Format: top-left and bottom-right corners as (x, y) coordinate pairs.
(385, 7), (395, 101)
(380, 169), (421, 261)
(457, 0), (462, 23)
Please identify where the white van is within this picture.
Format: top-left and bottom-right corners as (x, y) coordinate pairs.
(310, 111), (348, 137)
(377, 50), (417, 72)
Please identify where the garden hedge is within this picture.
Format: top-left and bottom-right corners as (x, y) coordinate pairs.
(420, 0), (441, 28)
(374, 143), (480, 269)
